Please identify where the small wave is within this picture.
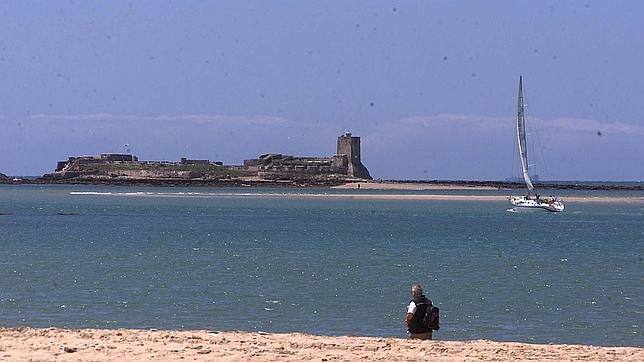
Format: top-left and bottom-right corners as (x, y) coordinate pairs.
(70, 192), (113, 195)
(69, 191), (325, 198)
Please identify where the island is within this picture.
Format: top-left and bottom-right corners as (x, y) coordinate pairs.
(1, 132), (643, 191)
(35, 133), (372, 187)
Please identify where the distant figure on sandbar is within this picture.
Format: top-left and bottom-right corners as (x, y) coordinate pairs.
(405, 284), (435, 340)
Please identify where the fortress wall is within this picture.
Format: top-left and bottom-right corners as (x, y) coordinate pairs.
(257, 171), (347, 181)
(110, 170), (197, 179)
(50, 133), (371, 181)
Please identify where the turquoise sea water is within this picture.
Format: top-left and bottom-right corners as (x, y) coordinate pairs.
(1, 185), (642, 347)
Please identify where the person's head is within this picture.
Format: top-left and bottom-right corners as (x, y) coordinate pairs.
(411, 284), (423, 298)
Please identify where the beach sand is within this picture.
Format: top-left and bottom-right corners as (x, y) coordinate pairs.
(0, 327), (641, 361)
(332, 181), (499, 191)
(249, 192), (644, 204)
(321, 194), (644, 203)
(329, 181), (644, 203)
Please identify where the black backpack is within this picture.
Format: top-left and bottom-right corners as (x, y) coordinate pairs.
(422, 306), (440, 331)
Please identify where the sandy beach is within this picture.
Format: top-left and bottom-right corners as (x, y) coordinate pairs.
(328, 181), (644, 204)
(0, 327), (642, 361)
(327, 194), (644, 203)
(231, 192), (644, 204)
(332, 181), (500, 191)
(71, 190), (644, 204)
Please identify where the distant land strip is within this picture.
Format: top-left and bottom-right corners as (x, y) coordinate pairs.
(2, 177), (644, 191)
(374, 180), (644, 191)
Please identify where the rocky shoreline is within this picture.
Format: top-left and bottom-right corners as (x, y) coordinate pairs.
(2, 176), (643, 191)
(7, 177), (346, 188)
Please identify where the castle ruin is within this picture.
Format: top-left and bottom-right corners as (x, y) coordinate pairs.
(50, 133), (372, 182)
(336, 132), (371, 179)
(242, 133), (372, 180)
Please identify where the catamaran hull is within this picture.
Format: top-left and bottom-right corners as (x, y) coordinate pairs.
(509, 196), (565, 212)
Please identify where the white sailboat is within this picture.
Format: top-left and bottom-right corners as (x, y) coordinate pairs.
(509, 76), (564, 212)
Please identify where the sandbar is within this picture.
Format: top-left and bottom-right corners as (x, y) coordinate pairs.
(333, 182), (499, 190)
(0, 327), (641, 361)
(68, 190), (644, 204)
(321, 194), (644, 203)
(240, 193), (644, 204)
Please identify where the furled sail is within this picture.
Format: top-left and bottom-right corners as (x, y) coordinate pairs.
(516, 76), (534, 192)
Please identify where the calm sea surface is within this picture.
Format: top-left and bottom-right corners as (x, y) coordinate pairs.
(1, 185), (642, 347)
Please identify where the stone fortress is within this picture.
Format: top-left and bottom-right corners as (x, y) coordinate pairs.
(49, 133), (372, 183)
(242, 133), (371, 180)
(55, 153), (139, 172)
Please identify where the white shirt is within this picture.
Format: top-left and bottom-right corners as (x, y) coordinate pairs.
(407, 300), (417, 314)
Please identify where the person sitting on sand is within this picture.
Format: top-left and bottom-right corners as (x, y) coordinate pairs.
(405, 284), (433, 340)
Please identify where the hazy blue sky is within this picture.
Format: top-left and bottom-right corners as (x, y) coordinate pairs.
(1, 1), (643, 180)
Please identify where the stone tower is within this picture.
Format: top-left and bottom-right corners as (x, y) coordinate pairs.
(336, 132), (372, 179)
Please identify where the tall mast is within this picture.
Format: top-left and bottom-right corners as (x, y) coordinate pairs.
(516, 76), (535, 192)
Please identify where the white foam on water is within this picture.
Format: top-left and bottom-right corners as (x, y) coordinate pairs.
(70, 192), (113, 195)
(69, 191), (334, 198)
